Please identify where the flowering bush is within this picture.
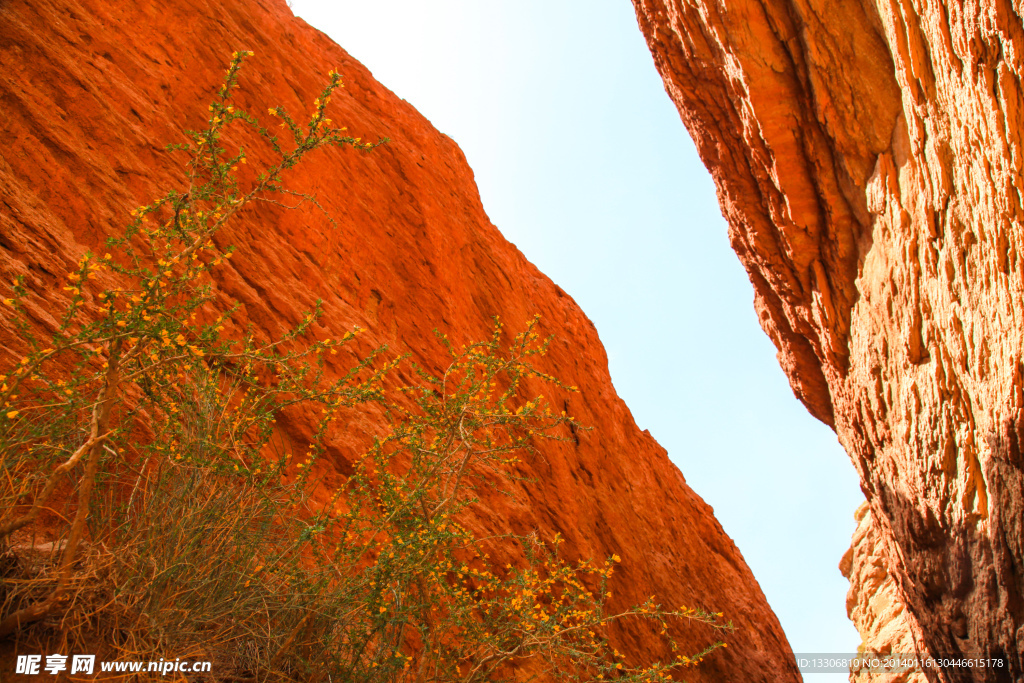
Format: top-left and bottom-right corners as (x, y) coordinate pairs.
(0, 53), (729, 680)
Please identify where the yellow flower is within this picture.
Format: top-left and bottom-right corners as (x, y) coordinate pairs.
(6, 410), (18, 419)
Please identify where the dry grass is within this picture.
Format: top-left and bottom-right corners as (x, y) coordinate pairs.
(2, 456), (367, 682)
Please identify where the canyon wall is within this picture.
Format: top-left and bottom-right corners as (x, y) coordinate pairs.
(843, 502), (929, 683)
(0, 0), (800, 678)
(633, 0), (1024, 680)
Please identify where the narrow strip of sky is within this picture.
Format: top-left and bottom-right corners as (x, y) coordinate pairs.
(290, 0), (864, 669)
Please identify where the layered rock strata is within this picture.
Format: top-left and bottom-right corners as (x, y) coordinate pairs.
(633, 0), (1024, 679)
(0, 0), (799, 678)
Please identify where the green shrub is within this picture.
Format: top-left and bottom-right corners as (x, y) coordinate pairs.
(0, 53), (729, 681)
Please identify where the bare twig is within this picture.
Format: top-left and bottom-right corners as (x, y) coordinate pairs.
(0, 339), (122, 637)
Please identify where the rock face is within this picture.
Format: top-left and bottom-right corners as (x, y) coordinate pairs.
(633, 0), (1024, 679)
(0, 0), (800, 678)
(842, 503), (929, 683)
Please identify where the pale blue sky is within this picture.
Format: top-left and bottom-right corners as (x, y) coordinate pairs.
(290, 0), (864, 671)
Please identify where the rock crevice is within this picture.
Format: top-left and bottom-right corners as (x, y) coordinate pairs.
(0, 0), (799, 679)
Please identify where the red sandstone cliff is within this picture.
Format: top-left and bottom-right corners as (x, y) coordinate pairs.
(842, 503), (929, 683)
(0, 0), (800, 679)
(633, 0), (1024, 679)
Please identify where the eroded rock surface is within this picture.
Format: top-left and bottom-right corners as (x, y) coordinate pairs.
(842, 503), (929, 683)
(634, 0), (1024, 679)
(0, 0), (800, 678)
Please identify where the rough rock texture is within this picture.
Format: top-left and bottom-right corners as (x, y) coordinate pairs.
(633, 0), (1024, 680)
(842, 503), (929, 683)
(0, 0), (801, 678)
